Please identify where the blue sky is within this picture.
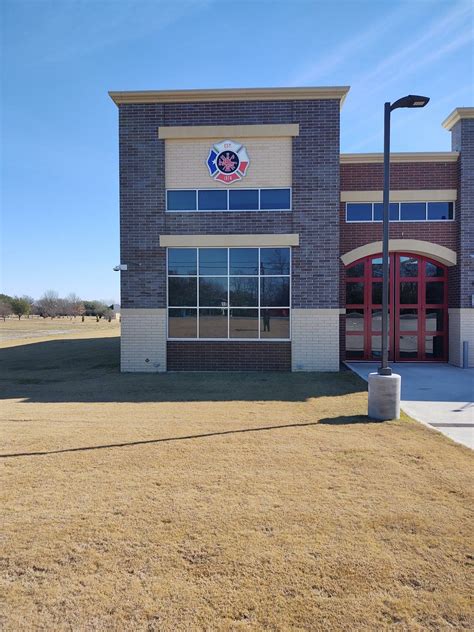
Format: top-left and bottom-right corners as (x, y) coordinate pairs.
(1, 0), (473, 303)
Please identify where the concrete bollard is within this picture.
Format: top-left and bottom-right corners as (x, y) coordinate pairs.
(368, 372), (401, 421)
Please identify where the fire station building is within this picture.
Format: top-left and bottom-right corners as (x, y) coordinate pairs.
(109, 87), (473, 372)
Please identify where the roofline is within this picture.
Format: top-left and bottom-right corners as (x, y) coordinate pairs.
(340, 152), (459, 164)
(108, 86), (350, 107)
(442, 107), (474, 131)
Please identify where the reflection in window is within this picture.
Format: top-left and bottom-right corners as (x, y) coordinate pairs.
(168, 309), (197, 337)
(399, 335), (418, 358)
(346, 309), (364, 332)
(199, 309), (228, 338)
(426, 261), (444, 277)
(229, 189), (259, 210)
(260, 309), (290, 339)
(426, 282), (444, 304)
(399, 256), (418, 277)
(425, 335), (444, 359)
(260, 189), (291, 210)
(346, 282), (364, 305)
(426, 309), (443, 332)
(230, 309), (259, 338)
(346, 335), (364, 359)
(399, 309), (418, 332)
(400, 282), (418, 304)
(346, 262), (364, 278)
(168, 247), (290, 339)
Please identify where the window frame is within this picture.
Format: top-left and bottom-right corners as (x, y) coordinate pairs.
(345, 201), (455, 223)
(166, 188), (292, 212)
(166, 247), (292, 341)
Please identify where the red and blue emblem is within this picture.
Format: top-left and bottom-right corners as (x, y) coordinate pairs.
(206, 140), (250, 184)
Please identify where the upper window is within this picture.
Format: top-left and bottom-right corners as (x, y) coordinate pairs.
(167, 247), (291, 340)
(167, 188), (291, 212)
(346, 201), (454, 222)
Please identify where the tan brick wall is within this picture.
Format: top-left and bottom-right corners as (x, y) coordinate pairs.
(121, 308), (167, 372)
(165, 137), (292, 189)
(448, 308), (474, 367)
(291, 309), (340, 371)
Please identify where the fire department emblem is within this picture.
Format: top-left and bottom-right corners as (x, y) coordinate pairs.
(206, 140), (250, 184)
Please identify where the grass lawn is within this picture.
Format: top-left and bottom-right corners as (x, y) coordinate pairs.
(0, 319), (472, 630)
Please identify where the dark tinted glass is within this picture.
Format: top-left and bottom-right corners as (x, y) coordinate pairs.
(371, 257), (385, 278)
(399, 309), (418, 331)
(400, 202), (426, 221)
(229, 248), (258, 275)
(425, 335), (444, 359)
(373, 203), (399, 221)
(260, 189), (291, 210)
(427, 202), (453, 220)
(199, 277), (228, 307)
(426, 282), (444, 304)
(198, 190), (227, 211)
(346, 282), (364, 304)
(168, 248), (197, 275)
(229, 277), (258, 306)
(347, 262), (364, 278)
(260, 309), (290, 339)
(399, 256), (418, 277)
(199, 248), (227, 275)
(260, 277), (290, 307)
(168, 277), (197, 306)
(426, 261), (444, 277)
(260, 248), (290, 275)
(167, 190), (196, 211)
(346, 309), (364, 332)
(168, 309), (197, 337)
(229, 309), (258, 338)
(372, 282), (383, 304)
(346, 203), (372, 221)
(229, 189), (259, 210)
(400, 282), (418, 304)
(199, 309), (228, 338)
(426, 309), (444, 332)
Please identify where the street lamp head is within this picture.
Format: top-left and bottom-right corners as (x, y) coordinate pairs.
(390, 94), (430, 111)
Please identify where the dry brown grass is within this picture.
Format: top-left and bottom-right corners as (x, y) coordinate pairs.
(0, 320), (473, 631)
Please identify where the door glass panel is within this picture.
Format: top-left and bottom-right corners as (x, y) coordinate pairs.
(346, 262), (364, 278)
(372, 282), (383, 305)
(399, 309), (418, 332)
(426, 261), (445, 277)
(425, 335), (444, 359)
(346, 335), (364, 358)
(371, 308), (386, 332)
(399, 256), (418, 277)
(346, 309), (364, 332)
(399, 335), (418, 358)
(346, 282), (364, 305)
(371, 335), (382, 358)
(426, 282), (444, 304)
(400, 282), (418, 304)
(371, 257), (385, 278)
(426, 309), (444, 332)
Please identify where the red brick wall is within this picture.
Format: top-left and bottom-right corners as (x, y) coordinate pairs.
(167, 341), (291, 371)
(341, 161), (458, 190)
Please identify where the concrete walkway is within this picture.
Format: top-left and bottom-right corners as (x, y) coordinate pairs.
(347, 363), (474, 449)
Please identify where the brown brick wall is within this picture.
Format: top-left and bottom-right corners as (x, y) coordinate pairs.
(167, 341), (291, 371)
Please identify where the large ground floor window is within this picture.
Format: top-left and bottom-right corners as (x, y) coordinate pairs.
(345, 252), (448, 362)
(167, 247), (291, 340)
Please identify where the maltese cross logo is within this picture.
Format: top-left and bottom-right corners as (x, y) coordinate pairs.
(206, 140), (250, 184)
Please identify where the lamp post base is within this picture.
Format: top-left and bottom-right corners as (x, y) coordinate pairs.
(368, 372), (401, 421)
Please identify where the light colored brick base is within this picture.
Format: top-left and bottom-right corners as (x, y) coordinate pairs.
(121, 308), (167, 372)
(448, 308), (474, 367)
(291, 309), (340, 371)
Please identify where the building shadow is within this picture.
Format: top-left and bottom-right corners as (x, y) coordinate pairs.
(0, 336), (366, 404)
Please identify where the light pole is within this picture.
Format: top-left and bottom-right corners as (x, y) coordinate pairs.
(368, 94), (429, 420)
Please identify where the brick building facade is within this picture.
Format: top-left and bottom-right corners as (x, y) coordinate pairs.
(109, 87), (473, 372)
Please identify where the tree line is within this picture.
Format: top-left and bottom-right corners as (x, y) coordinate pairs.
(0, 291), (117, 322)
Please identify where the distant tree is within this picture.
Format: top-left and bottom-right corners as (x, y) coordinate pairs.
(10, 296), (31, 320)
(65, 293), (85, 318)
(0, 300), (13, 321)
(37, 290), (60, 318)
(0, 293), (13, 305)
(21, 296), (35, 317)
(83, 300), (108, 318)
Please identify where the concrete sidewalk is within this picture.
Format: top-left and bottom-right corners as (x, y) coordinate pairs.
(347, 363), (474, 449)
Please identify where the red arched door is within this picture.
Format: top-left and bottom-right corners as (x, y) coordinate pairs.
(345, 253), (448, 362)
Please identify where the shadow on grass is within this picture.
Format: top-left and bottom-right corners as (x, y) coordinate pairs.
(0, 337), (367, 404)
(0, 416), (383, 459)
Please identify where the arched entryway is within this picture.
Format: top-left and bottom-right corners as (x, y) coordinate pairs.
(345, 253), (448, 362)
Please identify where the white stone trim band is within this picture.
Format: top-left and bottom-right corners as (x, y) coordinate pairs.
(158, 124), (300, 139)
(341, 240), (457, 267)
(160, 234), (300, 247)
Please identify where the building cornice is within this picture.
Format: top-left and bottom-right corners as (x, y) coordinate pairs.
(109, 86), (350, 106)
(340, 152), (459, 164)
(442, 107), (474, 131)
